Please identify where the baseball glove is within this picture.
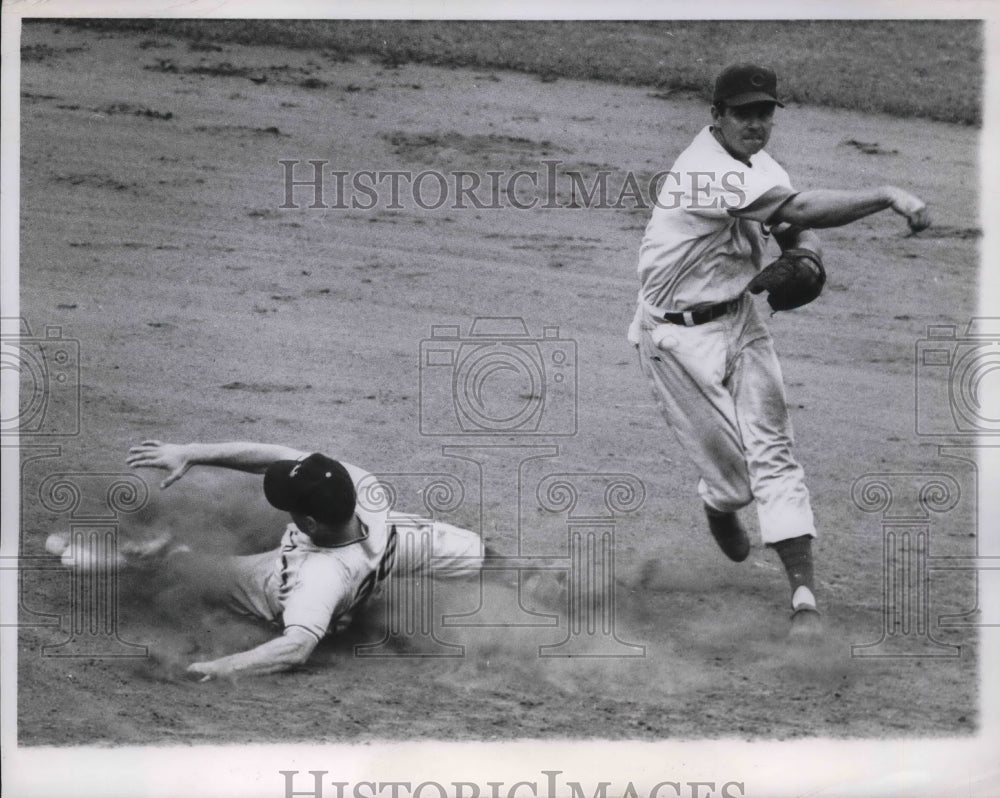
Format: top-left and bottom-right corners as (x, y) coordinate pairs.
(747, 248), (826, 312)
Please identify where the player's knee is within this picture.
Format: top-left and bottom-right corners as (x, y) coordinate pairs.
(703, 482), (753, 512)
(432, 522), (484, 578)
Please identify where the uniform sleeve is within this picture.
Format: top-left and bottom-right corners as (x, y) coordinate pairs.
(679, 164), (790, 220)
(668, 135), (794, 222)
(280, 556), (354, 641)
(727, 184), (798, 223)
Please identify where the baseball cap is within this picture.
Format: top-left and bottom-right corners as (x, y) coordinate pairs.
(263, 453), (357, 526)
(713, 63), (785, 108)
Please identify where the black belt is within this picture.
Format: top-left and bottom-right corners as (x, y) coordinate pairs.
(661, 298), (740, 327)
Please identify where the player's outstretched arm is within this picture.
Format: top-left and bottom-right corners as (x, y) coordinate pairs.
(773, 185), (930, 232)
(185, 626), (319, 680)
(126, 440), (309, 489)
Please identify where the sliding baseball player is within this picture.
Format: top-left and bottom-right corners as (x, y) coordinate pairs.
(48, 439), (483, 678)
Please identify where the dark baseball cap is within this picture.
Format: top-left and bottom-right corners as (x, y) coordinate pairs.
(713, 63), (785, 108)
(263, 453), (357, 526)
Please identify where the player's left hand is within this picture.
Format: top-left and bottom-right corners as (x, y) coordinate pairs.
(126, 440), (191, 489)
(747, 248), (826, 312)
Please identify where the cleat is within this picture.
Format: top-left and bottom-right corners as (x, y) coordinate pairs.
(704, 506), (750, 562)
(788, 606), (823, 640)
(59, 531), (186, 572)
(45, 532), (71, 557)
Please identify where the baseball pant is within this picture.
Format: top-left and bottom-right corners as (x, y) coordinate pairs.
(634, 293), (816, 544)
(217, 518), (483, 625)
(389, 517), (484, 579)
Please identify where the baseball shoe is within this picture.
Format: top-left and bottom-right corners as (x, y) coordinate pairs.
(788, 607), (823, 641)
(45, 532), (71, 557)
(55, 531), (188, 572)
(704, 506), (750, 562)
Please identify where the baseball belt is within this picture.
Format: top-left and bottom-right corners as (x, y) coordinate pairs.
(660, 298), (740, 327)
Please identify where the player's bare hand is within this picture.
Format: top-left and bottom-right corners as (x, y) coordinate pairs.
(886, 187), (930, 233)
(126, 440), (191, 489)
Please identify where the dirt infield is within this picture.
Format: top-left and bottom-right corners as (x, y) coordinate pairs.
(14, 21), (982, 751)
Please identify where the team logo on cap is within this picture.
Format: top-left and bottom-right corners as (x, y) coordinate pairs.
(751, 73), (766, 87)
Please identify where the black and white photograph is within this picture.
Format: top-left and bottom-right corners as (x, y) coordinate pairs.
(2, 2), (997, 796)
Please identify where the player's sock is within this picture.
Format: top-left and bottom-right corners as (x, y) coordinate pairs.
(704, 505), (750, 562)
(769, 534), (816, 608)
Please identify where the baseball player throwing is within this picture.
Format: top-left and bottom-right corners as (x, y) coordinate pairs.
(51, 440), (482, 678)
(628, 63), (930, 637)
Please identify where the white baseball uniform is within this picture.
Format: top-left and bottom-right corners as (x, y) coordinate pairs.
(222, 462), (483, 640)
(629, 125), (816, 545)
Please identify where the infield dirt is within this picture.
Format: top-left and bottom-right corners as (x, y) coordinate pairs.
(16, 22), (981, 745)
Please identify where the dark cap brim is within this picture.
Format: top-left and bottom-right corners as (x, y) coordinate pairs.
(722, 91), (784, 108)
(263, 459), (301, 512)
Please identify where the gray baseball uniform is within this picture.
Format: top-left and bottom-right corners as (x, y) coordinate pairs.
(628, 125), (816, 546)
